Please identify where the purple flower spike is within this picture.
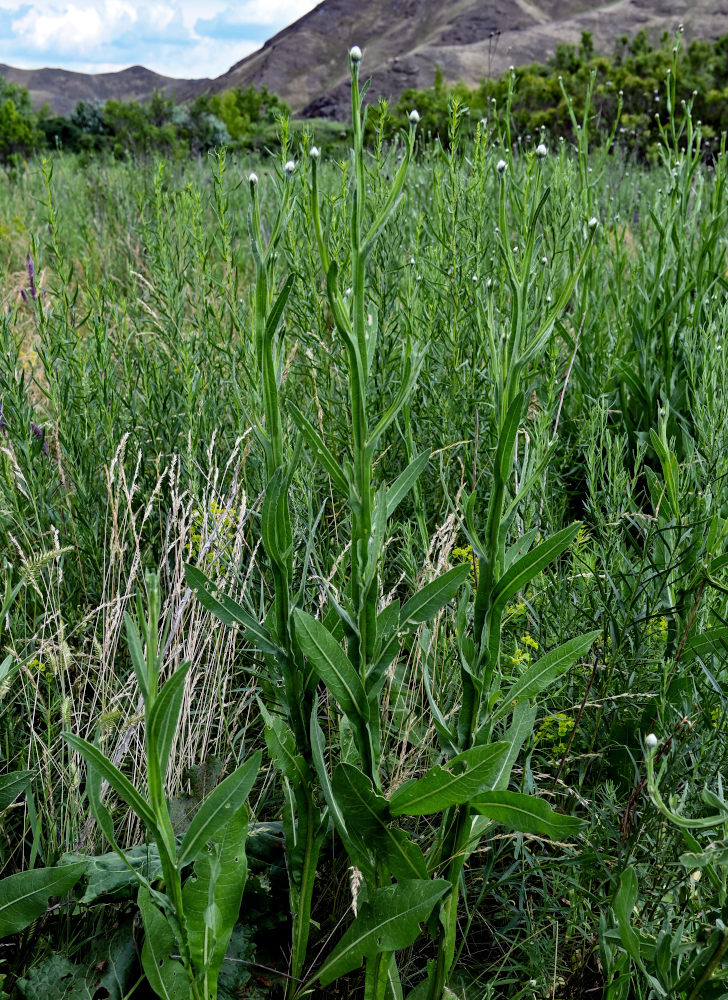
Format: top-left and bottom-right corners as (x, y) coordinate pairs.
(30, 420), (49, 456)
(0, 403), (7, 436)
(25, 253), (37, 301)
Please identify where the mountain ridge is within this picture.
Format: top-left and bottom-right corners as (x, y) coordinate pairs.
(3, 0), (728, 119)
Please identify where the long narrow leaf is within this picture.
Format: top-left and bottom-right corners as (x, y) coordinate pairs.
(400, 563), (470, 628)
(184, 565), (281, 657)
(386, 451), (430, 519)
(317, 879), (449, 987)
(148, 662), (192, 779)
(288, 403), (350, 494)
(293, 609), (369, 722)
(471, 791), (584, 839)
(179, 751), (261, 865)
(493, 631), (600, 721)
(63, 734), (158, 831)
(388, 744), (509, 816)
(493, 524), (580, 611)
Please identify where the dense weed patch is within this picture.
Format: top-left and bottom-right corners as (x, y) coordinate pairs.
(1, 49), (728, 1000)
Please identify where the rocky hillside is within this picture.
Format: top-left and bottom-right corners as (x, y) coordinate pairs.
(4, 0), (728, 118)
(0, 63), (207, 118)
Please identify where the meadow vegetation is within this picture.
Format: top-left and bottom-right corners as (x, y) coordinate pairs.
(1, 37), (728, 1000)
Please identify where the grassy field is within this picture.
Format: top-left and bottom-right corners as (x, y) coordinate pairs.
(1, 57), (728, 1000)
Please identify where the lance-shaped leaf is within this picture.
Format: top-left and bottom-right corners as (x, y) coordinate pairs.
(179, 751), (261, 866)
(400, 563), (470, 628)
(492, 524), (581, 612)
(388, 744), (509, 817)
(0, 861), (87, 935)
(683, 626), (728, 662)
(182, 805), (249, 1000)
(293, 609), (369, 723)
(471, 791), (585, 839)
(64, 734), (158, 833)
(613, 866), (642, 963)
(495, 392), (525, 482)
(317, 879), (450, 987)
(386, 451), (429, 519)
(332, 764), (427, 880)
(493, 630), (600, 722)
(289, 402), (349, 496)
(0, 770), (33, 811)
(148, 662), (191, 779)
(261, 468), (293, 578)
(184, 564), (281, 658)
(138, 886), (189, 1000)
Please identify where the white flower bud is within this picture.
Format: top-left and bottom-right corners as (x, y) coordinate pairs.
(310, 146), (320, 159)
(248, 172), (258, 186)
(284, 160), (295, 175)
(496, 159), (507, 175)
(645, 733), (658, 749)
(536, 143), (548, 158)
(409, 109), (420, 124)
(588, 216), (598, 230)
(350, 45), (362, 63)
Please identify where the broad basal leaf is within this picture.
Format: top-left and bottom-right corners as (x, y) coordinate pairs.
(138, 886), (188, 1000)
(0, 861), (87, 935)
(317, 879), (450, 986)
(182, 804), (249, 1000)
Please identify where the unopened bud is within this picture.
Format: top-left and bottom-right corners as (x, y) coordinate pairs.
(350, 45), (362, 63)
(409, 109), (420, 124)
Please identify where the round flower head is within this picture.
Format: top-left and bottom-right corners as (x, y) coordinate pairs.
(284, 160), (295, 175)
(248, 172), (258, 186)
(645, 732), (658, 750)
(588, 216), (598, 230)
(536, 142), (548, 158)
(496, 159), (507, 175)
(350, 45), (362, 63)
(409, 109), (420, 124)
(309, 146), (320, 159)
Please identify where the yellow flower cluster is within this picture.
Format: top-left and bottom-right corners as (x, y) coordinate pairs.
(534, 712), (575, 759)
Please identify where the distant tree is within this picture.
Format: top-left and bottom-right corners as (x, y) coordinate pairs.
(209, 85), (289, 142)
(0, 77), (42, 164)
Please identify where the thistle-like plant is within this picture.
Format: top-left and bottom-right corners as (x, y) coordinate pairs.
(63, 573), (261, 1000)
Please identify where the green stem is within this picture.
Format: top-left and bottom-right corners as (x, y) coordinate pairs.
(288, 787), (321, 996)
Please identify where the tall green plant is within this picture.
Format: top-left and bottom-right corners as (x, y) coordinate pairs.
(64, 573), (261, 1000)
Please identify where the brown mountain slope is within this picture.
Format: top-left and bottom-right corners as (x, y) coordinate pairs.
(200, 0), (728, 118)
(3, 0), (728, 118)
(0, 63), (207, 117)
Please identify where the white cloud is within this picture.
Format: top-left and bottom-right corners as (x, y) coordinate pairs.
(12, 0), (136, 52)
(1, 0), (319, 76)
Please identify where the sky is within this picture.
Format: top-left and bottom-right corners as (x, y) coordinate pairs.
(0, 0), (320, 79)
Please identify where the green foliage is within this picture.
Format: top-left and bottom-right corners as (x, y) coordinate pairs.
(3, 33), (728, 1000)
